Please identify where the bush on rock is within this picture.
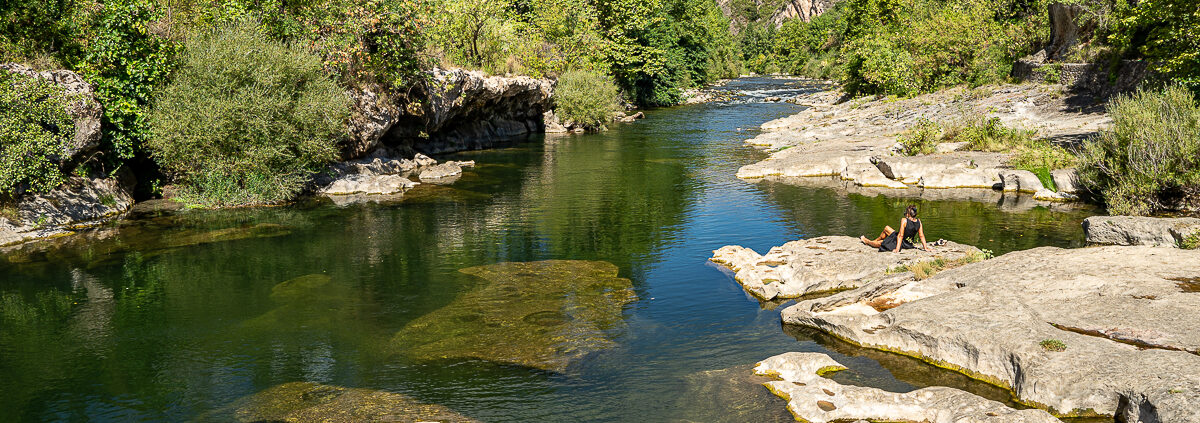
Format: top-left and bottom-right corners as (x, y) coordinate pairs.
(1079, 85), (1200, 215)
(0, 70), (75, 196)
(554, 70), (620, 130)
(147, 21), (348, 206)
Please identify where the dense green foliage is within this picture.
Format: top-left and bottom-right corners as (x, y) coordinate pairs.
(897, 118), (940, 155)
(147, 23), (348, 206)
(766, 0), (1045, 96)
(0, 71), (76, 195)
(1109, 0), (1200, 94)
(426, 0), (738, 106)
(1078, 85), (1200, 215)
(78, 0), (179, 160)
(555, 70), (621, 129)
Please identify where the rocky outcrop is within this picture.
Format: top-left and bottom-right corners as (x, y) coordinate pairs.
(1, 63), (103, 166)
(780, 245), (1200, 421)
(738, 83), (1107, 206)
(710, 236), (981, 300)
(314, 150), (477, 203)
(768, 0), (835, 27)
(0, 173), (135, 247)
(754, 352), (1059, 423)
(346, 68), (553, 158)
(1083, 215), (1200, 248)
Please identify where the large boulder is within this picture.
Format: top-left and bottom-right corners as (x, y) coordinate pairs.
(1083, 215), (1200, 248)
(754, 352), (1059, 423)
(710, 236), (982, 301)
(345, 68), (554, 158)
(0, 173), (135, 247)
(0, 63), (103, 163)
(780, 246), (1200, 421)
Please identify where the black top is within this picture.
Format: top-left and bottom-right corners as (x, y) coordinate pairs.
(879, 218), (920, 252)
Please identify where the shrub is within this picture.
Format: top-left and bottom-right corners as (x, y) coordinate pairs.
(0, 70), (75, 195)
(897, 118), (941, 156)
(1039, 339), (1067, 352)
(1110, 0), (1200, 95)
(147, 22), (348, 206)
(1078, 86), (1200, 215)
(841, 34), (918, 97)
(952, 116), (1037, 152)
(554, 70), (621, 130)
(79, 0), (178, 160)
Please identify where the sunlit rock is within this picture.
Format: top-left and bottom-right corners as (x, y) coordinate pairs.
(781, 245), (1200, 421)
(754, 352), (1059, 423)
(392, 260), (636, 372)
(710, 236), (981, 300)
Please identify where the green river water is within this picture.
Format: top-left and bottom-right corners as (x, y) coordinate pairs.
(0, 78), (1098, 422)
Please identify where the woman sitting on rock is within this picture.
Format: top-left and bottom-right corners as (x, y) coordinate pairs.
(860, 205), (932, 253)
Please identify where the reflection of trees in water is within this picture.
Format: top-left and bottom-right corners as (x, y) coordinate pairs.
(753, 181), (1097, 254)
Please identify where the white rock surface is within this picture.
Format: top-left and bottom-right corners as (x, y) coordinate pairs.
(781, 245), (1200, 421)
(710, 236), (981, 300)
(754, 352), (1060, 423)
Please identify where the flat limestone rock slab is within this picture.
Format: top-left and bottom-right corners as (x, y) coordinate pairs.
(739, 83), (1107, 204)
(781, 246), (1200, 421)
(391, 260), (636, 372)
(1083, 215), (1200, 248)
(754, 352), (1059, 423)
(200, 381), (477, 422)
(710, 236), (981, 301)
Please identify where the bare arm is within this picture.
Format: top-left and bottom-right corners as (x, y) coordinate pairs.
(894, 219), (906, 253)
(918, 223), (930, 251)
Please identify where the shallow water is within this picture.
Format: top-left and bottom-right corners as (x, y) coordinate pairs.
(0, 78), (1098, 422)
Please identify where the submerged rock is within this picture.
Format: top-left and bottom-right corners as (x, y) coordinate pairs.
(204, 381), (477, 423)
(678, 365), (795, 423)
(710, 236), (981, 300)
(780, 245), (1200, 421)
(1083, 215), (1200, 248)
(754, 352), (1058, 423)
(392, 260), (636, 372)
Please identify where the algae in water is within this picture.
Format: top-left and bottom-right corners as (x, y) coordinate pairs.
(199, 381), (477, 422)
(392, 260), (637, 372)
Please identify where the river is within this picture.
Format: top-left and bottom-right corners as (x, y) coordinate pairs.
(0, 77), (1097, 422)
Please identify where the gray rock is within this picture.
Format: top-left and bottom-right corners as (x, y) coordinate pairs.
(754, 352), (1059, 423)
(544, 110), (568, 133)
(1, 63), (103, 163)
(1050, 168), (1080, 194)
(1000, 170), (1044, 193)
(418, 162), (463, 181)
(346, 68), (553, 158)
(710, 236), (981, 300)
(1083, 215), (1200, 248)
(780, 246), (1200, 421)
(0, 174), (134, 247)
(320, 174), (417, 196)
(934, 141), (968, 153)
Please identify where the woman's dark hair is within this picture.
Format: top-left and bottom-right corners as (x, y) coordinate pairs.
(905, 205), (918, 218)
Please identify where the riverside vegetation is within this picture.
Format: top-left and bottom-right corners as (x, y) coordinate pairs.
(0, 0), (741, 206)
(1, 0), (1198, 213)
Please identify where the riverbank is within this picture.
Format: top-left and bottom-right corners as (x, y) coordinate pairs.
(735, 82), (1109, 206)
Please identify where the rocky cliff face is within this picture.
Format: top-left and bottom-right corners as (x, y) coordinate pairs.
(768, 0), (835, 27)
(346, 68), (554, 158)
(718, 0), (836, 33)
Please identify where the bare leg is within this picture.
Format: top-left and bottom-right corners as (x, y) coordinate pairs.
(874, 226), (895, 242)
(862, 226), (893, 248)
